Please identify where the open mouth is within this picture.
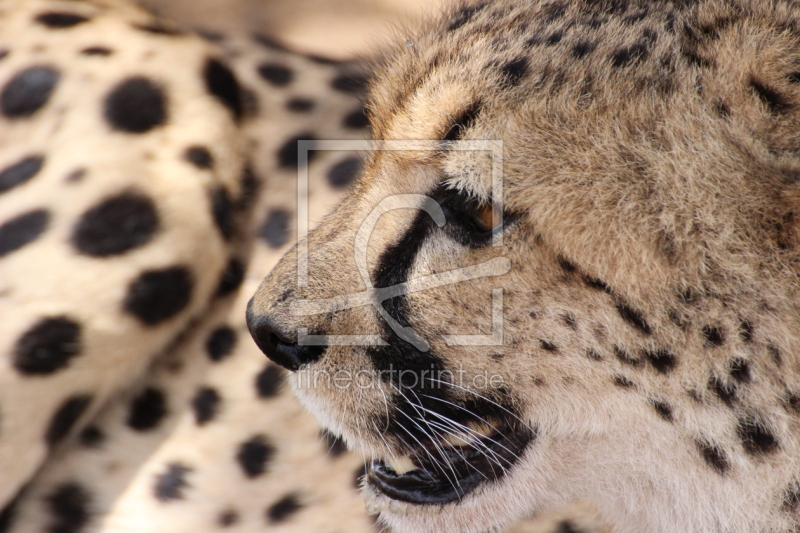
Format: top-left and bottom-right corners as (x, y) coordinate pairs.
(367, 420), (535, 505)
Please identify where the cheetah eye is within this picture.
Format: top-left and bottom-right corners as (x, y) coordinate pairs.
(470, 203), (496, 233)
(436, 187), (510, 247)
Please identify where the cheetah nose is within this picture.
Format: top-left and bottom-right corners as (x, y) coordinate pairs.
(246, 299), (325, 372)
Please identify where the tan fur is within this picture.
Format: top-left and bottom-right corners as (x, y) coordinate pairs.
(250, 0), (800, 531)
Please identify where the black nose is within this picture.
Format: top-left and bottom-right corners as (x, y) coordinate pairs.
(246, 298), (325, 372)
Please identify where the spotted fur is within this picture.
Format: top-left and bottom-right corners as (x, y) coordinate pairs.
(248, 0), (800, 532)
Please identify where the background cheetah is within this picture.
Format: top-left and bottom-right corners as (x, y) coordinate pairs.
(0, 0), (382, 531)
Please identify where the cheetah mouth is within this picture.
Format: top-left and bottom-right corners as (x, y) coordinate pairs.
(366, 421), (535, 505)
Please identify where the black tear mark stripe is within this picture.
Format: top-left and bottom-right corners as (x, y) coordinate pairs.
(368, 185), (527, 455)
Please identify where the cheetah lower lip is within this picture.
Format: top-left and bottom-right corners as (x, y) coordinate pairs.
(367, 423), (535, 505)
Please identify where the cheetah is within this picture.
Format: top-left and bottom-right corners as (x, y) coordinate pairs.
(0, 0), (379, 531)
(247, 0), (800, 532)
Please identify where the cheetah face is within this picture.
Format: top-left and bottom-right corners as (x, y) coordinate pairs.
(249, 1), (800, 532)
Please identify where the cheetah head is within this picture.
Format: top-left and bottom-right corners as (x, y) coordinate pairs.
(248, 1), (800, 531)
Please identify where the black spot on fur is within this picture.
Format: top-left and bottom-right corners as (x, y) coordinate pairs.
(65, 169), (86, 183)
(35, 12), (89, 28)
(784, 392), (800, 414)
(286, 97), (315, 112)
(327, 157), (362, 188)
(615, 301), (652, 335)
(587, 349), (603, 361)
(46, 482), (91, 533)
(204, 58), (243, 120)
(556, 520), (581, 533)
(211, 186), (234, 240)
(259, 208), (291, 248)
(218, 510), (239, 527)
(612, 42), (650, 67)
(13, 316), (81, 375)
(546, 31), (563, 45)
(133, 22), (183, 36)
(783, 483), (800, 511)
(711, 99), (730, 118)
(127, 387), (167, 431)
(787, 72), (800, 84)
(768, 344), (782, 365)
(642, 348), (676, 374)
(343, 107), (369, 129)
(708, 376), (736, 407)
(737, 417), (779, 455)
(650, 399), (673, 421)
(500, 57), (529, 86)
(561, 313), (577, 329)
(184, 146), (213, 169)
(702, 325), (724, 347)
(72, 192), (159, 257)
(216, 258), (245, 297)
(0, 155), (44, 194)
(571, 41), (596, 59)
(266, 493), (303, 523)
(613, 375), (634, 388)
(739, 320), (753, 342)
(1, 66), (60, 118)
(557, 257), (576, 273)
(257, 63), (293, 87)
(696, 440), (729, 474)
(330, 71), (369, 94)
(448, 3), (487, 31)
(320, 429), (347, 457)
(154, 462), (192, 501)
(0, 494), (19, 533)
(46, 395), (92, 445)
(80, 47), (112, 56)
(539, 339), (559, 352)
(236, 435), (274, 478)
(729, 358), (751, 383)
(750, 77), (792, 113)
(236, 164), (260, 210)
(192, 387), (221, 426)
(443, 101), (481, 141)
(206, 326), (237, 362)
(256, 364), (283, 398)
(614, 346), (641, 367)
(78, 425), (104, 448)
(0, 209), (49, 257)
(584, 276), (611, 292)
(123, 266), (193, 325)
(542, 1), (567, 22)
(276, 133), (317, 169)
(104, 77), (166, 133)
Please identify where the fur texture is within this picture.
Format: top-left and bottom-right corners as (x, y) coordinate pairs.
(248, 0), (800, 532)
